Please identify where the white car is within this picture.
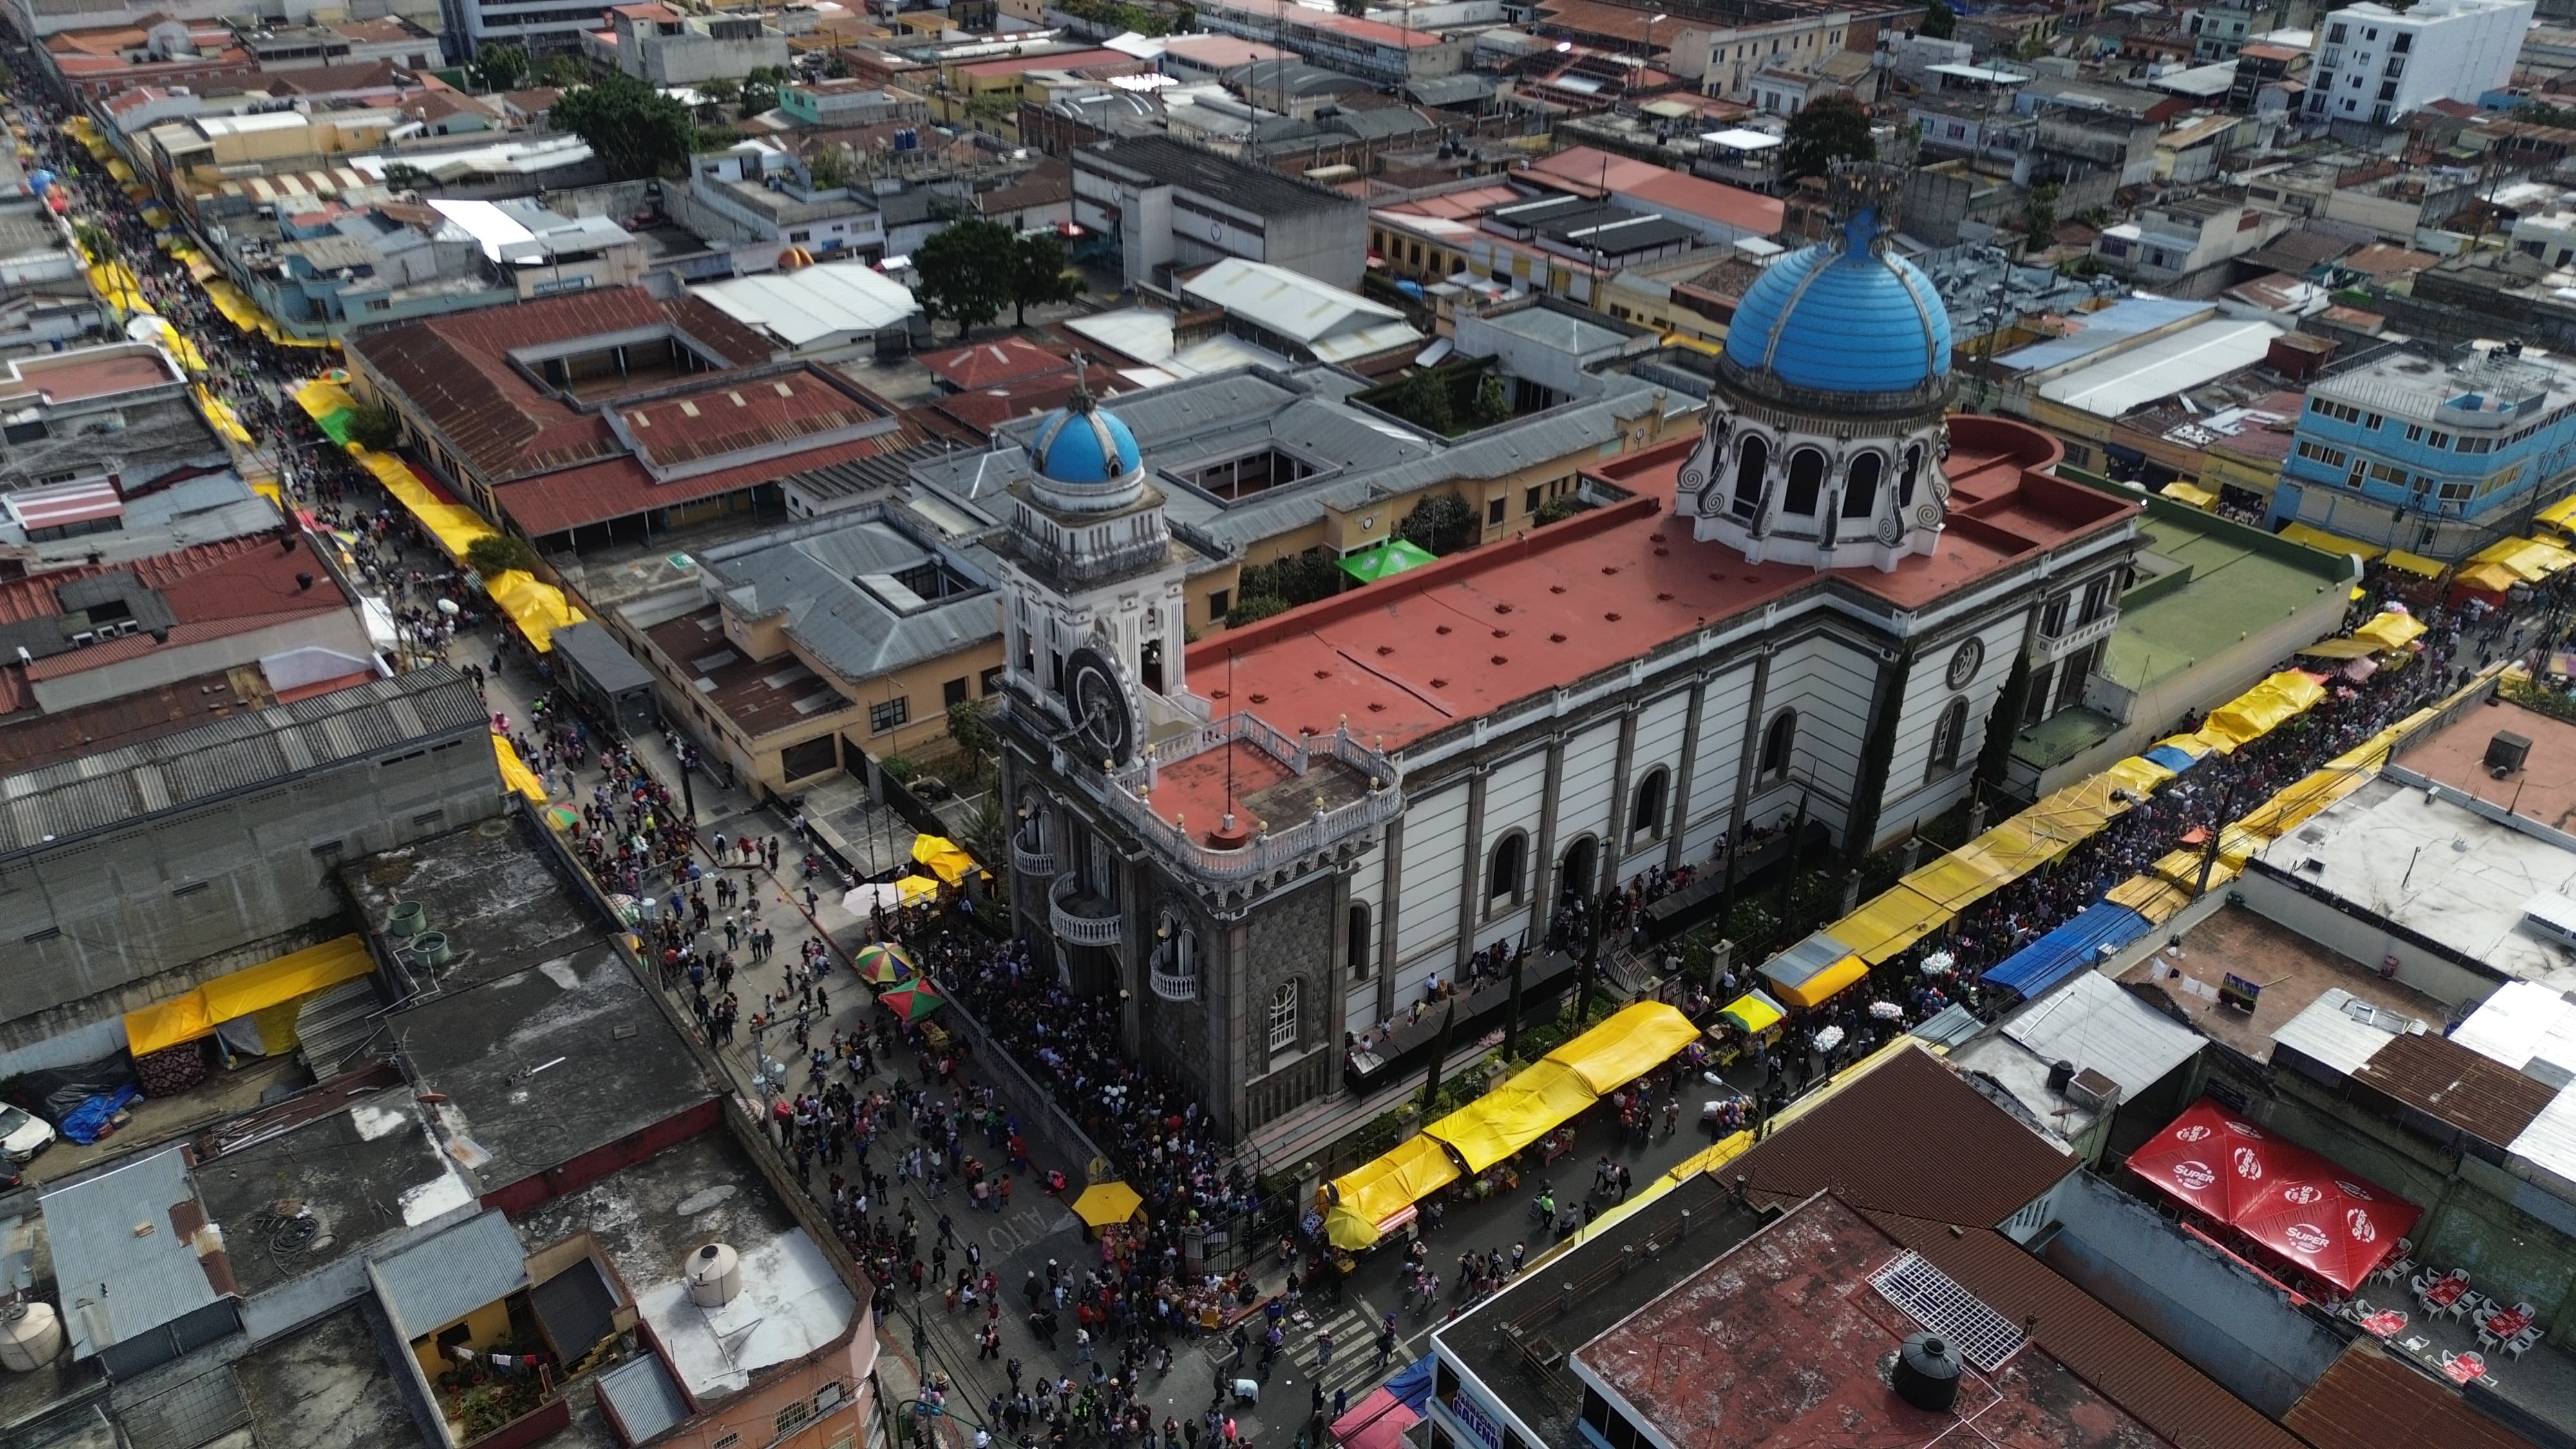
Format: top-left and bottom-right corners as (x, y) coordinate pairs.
(0, 1104), (54, 1162)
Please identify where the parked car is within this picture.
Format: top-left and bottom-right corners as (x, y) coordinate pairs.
(0, 1103), (55, 1163)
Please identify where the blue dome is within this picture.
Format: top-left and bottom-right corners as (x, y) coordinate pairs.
(1030, 402), (1141, 486)
(1724, 206), (1951, 395)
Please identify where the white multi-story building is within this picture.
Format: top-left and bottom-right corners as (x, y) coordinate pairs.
(2306, 0), (2533, 126)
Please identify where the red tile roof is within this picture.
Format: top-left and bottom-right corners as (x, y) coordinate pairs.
(345, 287), (773, 486)
(922, 334), (1073, 391)
(620, 373), (883, 468)
(497, 422), (924, 536)
(1519, 146), (1783, 238)
(0, 533), (353, 692)
(1191, 418), (2128, 752)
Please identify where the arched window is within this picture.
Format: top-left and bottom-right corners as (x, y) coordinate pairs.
(1927, 697), (1970, 779)
(1347, 903), (1372, 979)
(1631, 766), (1669, 841)
(1731, 434), (1768, 518)
(1488, 831), (1527, 907)
(1560, 837), (1599, 904)
(1842, 451), (1884, 519)
(1784, 448), (1827, 515)
(1899, 444), (1924, 508)
(1760, 709), (1797, 784)
(1268, 980), (1300, 1054)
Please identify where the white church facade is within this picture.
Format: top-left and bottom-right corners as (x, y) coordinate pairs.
(990, 167), (2145, 1139)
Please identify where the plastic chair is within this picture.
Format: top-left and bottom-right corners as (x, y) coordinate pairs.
(2347, 1297), (2376, 1321)
(2515, 1302), (2537, 1320)
(2410, 1271), (2435, 1298)
(2478, 1321), (2503, 1351)
(2505, 1331), (2539, 1361)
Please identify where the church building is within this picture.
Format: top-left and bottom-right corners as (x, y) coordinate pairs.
(991, 166), (2144, 1140)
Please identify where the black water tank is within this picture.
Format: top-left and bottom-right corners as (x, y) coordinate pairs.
(2488, 730), (2533, 774)
(2046, 1059), (2076, 1093)
(1895, 1333), (1963, 1414)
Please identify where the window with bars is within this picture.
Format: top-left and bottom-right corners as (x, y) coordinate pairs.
(1268, 980), (1298, 1054)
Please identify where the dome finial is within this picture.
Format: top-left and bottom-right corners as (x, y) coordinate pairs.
(1066, 349), (1096, 415)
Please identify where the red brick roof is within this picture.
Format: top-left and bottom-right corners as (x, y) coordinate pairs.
(497, 421), (923, 536)
(2289, 1344), (2532, 1449)
(346, 287), (773, 486)
(620, 373), (882, 468)
(0, 533), (353, 701)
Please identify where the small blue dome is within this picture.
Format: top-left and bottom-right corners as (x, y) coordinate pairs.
(1030, 402), (1141, 486)
(1725, 206), (1951, 395)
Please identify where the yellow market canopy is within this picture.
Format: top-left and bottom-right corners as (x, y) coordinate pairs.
(1325, 1133), (1460, 1247)
(2195, 670), (2326, 753)
(1719, 990), (1785, 1036)
(2382, 549), (2444, 578)
(124, 935), (374, 1057)
(1542, 1001), (1700, 1095)
(2159, 481), (2218, 510)
(911, 834), (978, 887)
(1424, 1059), (1597, 1173)
(2278, 522), (2383, 560)
(495, 734), (546, 802)
(2352, 611), (2427, 650)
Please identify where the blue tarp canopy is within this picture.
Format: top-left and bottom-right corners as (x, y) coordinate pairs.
(2142, 744), (2205, 773)
(1387, 1356), (1435, 1414)
(1980, 902), (2154, 998)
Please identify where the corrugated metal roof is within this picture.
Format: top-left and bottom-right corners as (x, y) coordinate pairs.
(2356, 1031), (2557, 1148)
(39, 1147), (224, 1359)
(1912, 1003), (1985, 1048)
(373, 1209), (529, 1340)
(0, 665), (481, 857)
(1730, 1043), (2077, 1226)
(2271, 985), (2425, 1078)
(596, 1353), (690, 1441)
(1998, 969), (2203, 1097)
(1994, 296), (2213, 372)
(2038, 318), (2286, 419)
(2450, 979), (2576, 1084)
(1982, 902), (2154, 998)
(2287, 1345), (2532, 1449)
(1879, 1216), (2313, 1449)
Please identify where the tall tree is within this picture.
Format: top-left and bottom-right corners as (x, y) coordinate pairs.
(1779, 94), (1875, 184)
(741, 64), (785, 120)
(1399, 492), (1477, 554)
(549, 73), (699, 180)
(913, 220), (1019, 339)
(1974, 651), (2031, 800)
(1010, 229), (1081, 327)
(475, 42), (530, 92)
(1918, 0), (1955, 38)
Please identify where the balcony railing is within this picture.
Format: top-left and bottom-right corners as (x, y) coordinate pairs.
(1012, 836), (1055, 877)
(1101, 715), (1403, 884)
(1050, 873), (1122, 947)
(1149, 964), (1199, 1002)
(2036, 609), (2119, 662)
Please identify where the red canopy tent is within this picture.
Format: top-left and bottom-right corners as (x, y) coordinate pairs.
(2128, 1098), (2421, 1294)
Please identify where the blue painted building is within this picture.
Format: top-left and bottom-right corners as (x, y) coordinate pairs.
(2269, 343), (2576, 559)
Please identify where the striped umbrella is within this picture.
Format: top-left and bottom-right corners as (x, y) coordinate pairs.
(853, 942), (916, 986)
(876, 980), (947, 1023)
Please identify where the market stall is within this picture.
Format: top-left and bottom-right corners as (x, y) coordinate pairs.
(2125, 1098), (2421, 1294)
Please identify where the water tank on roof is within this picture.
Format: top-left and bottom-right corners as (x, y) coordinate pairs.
(0, 1302), (63, 1373)
(687, 1242), (742, 1307)
(1893, 1332), (1962, 1414)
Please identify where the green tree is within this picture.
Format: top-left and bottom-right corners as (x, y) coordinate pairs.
(823, 52), (852, 79)
(913, 219), (1019, 338)
(1975, 650), (2031, 797)
(697, 75), (742, 117)
(70, 220), (113, 266)
(475, 42), (530, 92)
(1471, 373), (1511, 427)
(2023, 181), (2061, 241)
(2013, 32), (2050, 61)
(1010, 229), (1081, 327)
(945, 696), (997, 768)
(346, 402), (401, 451)
(1779, 93), (1875, 183)
(549, 72), (701, 180)
(1399, 493), (1477, 555)
(1535, 493), (1583, 524)
(381, 162), (431, 193)
(1918, 0), (1955, 37)
(466, 532), (539, 578)
(542, 52), (589, 87)
(806, 143), (851, 191)
(1388, 368), (1454, 433)
(2517, 100), (2576, 128)
(740, 64), (786, 120)
(1225, 594), (1289, 625)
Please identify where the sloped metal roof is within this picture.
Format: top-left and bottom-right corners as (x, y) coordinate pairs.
(372, 1209), (529, 1341)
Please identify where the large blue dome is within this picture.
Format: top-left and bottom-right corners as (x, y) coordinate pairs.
(1724, 205), (1951, 395)
(1030, 401), (1141, 486)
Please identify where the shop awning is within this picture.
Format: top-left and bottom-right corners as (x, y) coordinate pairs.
(2295, 637), (2382, 660)
(1980, 902), (2152, 998)
(1338, 538), (1437, 584)
(2126, 1098), (2421, 1293)
(1329, 1387), (1419, 1449)
(1825, 882), (1953, 964)
(911, 834), (978, 887)
(2278, 522), (2383, 559)
(1759, 933), (1868, 1008)
(2539, 493), (2576, 533)
(2195, 670), (2326, 753)
(1718, 990), (1784, 1036)
(1542, 1001), (1700, 1094)
(2159, 481), (2219, 509)
(124, 935), (375, 1057)
(2103, 755), (2177, 795)
(2381, 549), (2444, 578)
(1423, 1059), (1598, 1173)
(495, 733), (546, 803)
(2456, 561), (2523, 596)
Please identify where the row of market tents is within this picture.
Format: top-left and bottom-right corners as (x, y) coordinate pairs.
(1323, 1001), (1700, 1249)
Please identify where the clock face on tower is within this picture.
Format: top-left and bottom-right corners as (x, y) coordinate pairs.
(1065, 645), (1135, 766)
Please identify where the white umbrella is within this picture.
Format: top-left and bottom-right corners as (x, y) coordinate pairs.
(1812, 1025), (1846, 1052)
(1919, 951), (1956, 976)
(1869, 1000), (1905, 1021)
(844, 882), (905, 914)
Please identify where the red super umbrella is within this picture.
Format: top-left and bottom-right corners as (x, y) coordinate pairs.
(2125, 1097), (2280, 1222)
(2234, 1156), (2421, 1294)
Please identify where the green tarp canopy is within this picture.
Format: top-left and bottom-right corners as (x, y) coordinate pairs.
(1339, 538), (1437, 583)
